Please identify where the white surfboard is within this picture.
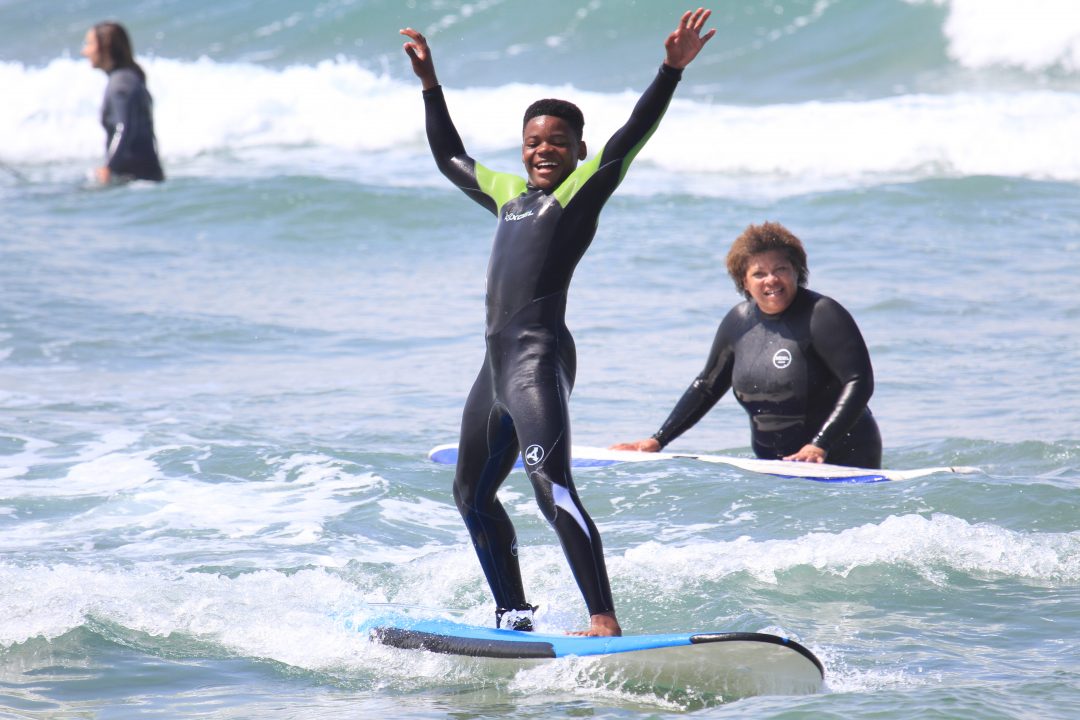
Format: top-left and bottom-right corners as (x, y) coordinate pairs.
(428, 443), (980, 483)
(363, 615), (824, 697)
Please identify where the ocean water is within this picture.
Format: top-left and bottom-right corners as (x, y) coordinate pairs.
(2, 0), (1079, 717)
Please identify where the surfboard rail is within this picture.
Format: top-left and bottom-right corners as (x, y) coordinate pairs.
(372, 625), (557, 659)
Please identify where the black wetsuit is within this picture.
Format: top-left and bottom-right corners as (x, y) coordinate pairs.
(653, 288), (882, 468)
(101, 67), (164, 182)
(423, 64), (683, 617)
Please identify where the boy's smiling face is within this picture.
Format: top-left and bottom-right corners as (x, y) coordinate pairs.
(521, 115), (587, 191)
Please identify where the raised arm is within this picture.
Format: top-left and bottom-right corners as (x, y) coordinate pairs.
(400, 27), (509, 213)
(586, 9), (714, 189)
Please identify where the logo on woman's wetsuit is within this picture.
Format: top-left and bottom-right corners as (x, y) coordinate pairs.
(772, 348), (793, 369)
(524, 444), (545, 465)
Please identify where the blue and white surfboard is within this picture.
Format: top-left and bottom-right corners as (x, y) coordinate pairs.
(362, 615), (824, 697)
(428, 443), (979, 483)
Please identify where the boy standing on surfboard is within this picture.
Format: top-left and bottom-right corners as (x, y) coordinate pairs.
(400, 9), (714, 637)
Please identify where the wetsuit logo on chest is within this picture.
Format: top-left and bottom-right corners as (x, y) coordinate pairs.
(504, 209), (535, 222)
(772, 348), (793, 369)
(523, 444), (545, 465)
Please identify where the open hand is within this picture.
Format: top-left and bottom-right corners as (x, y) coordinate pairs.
(664, 8), (716, 69)
(400, 27), (439, 90)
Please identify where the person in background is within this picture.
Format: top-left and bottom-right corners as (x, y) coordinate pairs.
(82, 22), (165, 184)
(612, 222), (882, 469)
(400, 9), (715, 636)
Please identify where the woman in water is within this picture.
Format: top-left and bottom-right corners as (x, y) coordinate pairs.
(82, 22), (164, 183)
(613, 222), (882, 468)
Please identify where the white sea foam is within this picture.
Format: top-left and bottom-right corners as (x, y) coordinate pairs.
(619, 513), (1080, 585)
(0, 563), (372, 668)
(0, 56), (418, 163)
(378, 496), (464, 532)
(643, 90), (1080, 197)
(0, 553), (938, 701)
(0, 434), (55, 480)
(0, 430), (152, 499)
(128, 466), (384, 546)
(909, 0), (1080, 71)
(0, 511), (1072, 696)
(3, 55), (1077, 196)
(0, 560), (527, 686)
(0, 440), (389, 565)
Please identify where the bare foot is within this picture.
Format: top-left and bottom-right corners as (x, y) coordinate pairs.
(566, 611), (622, 637)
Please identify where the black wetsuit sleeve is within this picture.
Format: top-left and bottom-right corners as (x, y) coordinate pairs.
(808, 298), (875, 452)
(422, 86), (498, 214)
(652, 308), (737, 449)
(599, 64), (683, 164)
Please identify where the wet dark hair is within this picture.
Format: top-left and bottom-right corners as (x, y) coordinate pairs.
(523, 99), (584, 140)
(725, 221), (809, 298)
(94, 21), (146, 82)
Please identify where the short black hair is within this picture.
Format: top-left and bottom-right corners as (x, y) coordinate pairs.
(523, 99), (585, 140)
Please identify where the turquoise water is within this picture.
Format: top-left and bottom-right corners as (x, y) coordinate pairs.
(2, 0), (1079, 717)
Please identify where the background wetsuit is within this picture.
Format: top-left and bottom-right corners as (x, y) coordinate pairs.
(423, 64), (683, 618)
(652, 288), (883, 468)
(101, 67), (164, 182)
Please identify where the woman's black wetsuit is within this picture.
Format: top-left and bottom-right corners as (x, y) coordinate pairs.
(653, 288), (882, 468)
(101, 67), (164, 182)
(423, 64), (683, 618)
